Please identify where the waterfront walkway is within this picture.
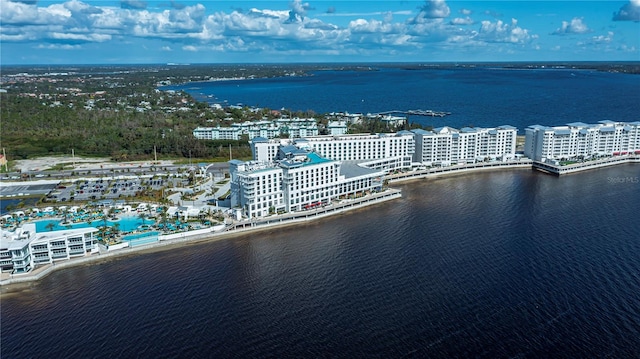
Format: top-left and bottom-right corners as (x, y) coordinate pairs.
(224, 189), (402, 231)
(387, 159), (533, 183)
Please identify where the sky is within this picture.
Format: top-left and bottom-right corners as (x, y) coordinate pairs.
(1, 0), (639, 64)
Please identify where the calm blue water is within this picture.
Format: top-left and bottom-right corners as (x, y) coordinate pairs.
(167, 66), (640, 131)
(2, 165), (640, 358)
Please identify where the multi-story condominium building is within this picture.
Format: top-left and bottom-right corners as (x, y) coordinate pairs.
(229, 150), (385, 219)
(193, 118), (319, 141)
(524, 121), (640, 161)
(295, 132), (415, 171)
(0, 224), (98, 274)
(251, 132), (415, 172)
(412, 125), (518, 166)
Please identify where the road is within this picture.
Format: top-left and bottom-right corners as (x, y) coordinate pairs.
(2, 162), (230, 181)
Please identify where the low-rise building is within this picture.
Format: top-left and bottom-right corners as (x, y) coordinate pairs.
(0, 224), (99, 274)
(193, 117), (319, 141)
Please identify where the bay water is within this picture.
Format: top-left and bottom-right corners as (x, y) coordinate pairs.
(2, 166), (640, 358)
(170, 66), (640, 131)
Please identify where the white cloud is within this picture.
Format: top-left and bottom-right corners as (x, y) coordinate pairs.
(0, 0), (541, 60)
(613, 0), (640, 22)
(460, 9), (472, 16)
(476, 18), (532, 44)
(552, 17), (590, 35)
(591, 31), (614, 43)
(49, 32), (111, 42)
(577, 32), (614, 47)
(450, 17), (473, 25)
(349, 19), (400, 34)
(409, 0), (450, 24)
(36, 43), (81, 49)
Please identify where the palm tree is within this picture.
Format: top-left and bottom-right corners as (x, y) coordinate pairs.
(160, 206), (169, 232)
(99, 225), (109, 245)
(61, 207), (70, 225)
(111, 223), (120, 241)
(108, 207), (116, 219)
(138, 212), (147, 226)
(45, 222), (56, 232)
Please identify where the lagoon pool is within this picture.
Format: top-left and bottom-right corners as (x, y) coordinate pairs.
(35, 217), (155, 232)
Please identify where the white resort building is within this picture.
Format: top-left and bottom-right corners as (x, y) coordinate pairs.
(229, 149), (385, 219)
(524, 121), (640, 162)
(0, 223), (98, 274)
(251, 132), (416, 172)
(235, 125), (519, 219)
(411, 125), (518, 166)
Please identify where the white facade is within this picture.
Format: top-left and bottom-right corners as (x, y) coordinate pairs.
(0, 224), (98, 273)
(229, 151), (385, 219)
(524, 121), (640, 161)
(295, 132), (415, 171)
(193, 118), (319, 140)
(250, 137), (282, 162)
(412, 125), (517, 166)
(251, 132), (415, 172)
(327, 121), (348, 135)
(230, 161), (286, 218)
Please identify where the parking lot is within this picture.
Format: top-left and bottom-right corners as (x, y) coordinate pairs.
(0, 182), (59, 198)
(45, 177), (175, 202)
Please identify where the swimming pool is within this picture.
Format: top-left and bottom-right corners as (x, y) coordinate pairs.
(123, 231), (159, 247)
(35, 216), (155, 232)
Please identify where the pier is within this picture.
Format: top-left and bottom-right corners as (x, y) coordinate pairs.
(377, 109), (452, 117)
(532, 155), (640, 175)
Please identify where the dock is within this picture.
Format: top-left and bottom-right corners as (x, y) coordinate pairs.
(377, 109), (452, 117)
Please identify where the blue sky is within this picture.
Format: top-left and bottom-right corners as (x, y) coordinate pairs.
(1, 0), (639, 64)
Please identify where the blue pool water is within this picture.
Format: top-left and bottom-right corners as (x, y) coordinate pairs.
(35, 217), (155, 232)
(123, 231), (160, 247)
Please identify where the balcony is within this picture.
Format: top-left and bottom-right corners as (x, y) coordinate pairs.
(11, 252), (29, 261)
(32, 246), (49, 253)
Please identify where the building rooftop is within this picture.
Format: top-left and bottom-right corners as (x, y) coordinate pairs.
(340, 161), (383, 179)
